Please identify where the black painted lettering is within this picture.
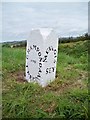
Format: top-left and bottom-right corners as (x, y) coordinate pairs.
(46, 68), (48, 74)
(39, 63), (42, 67)
(43, 55), (47, 62)
(27, 45), (43, 80)
(46, 49), (49, 54)
(39, 68), (42, 72)
(27, 49), (30, 54)
(38, 52), (41, 56)
(32, 76), (35, 80)
(46, 50), (49, 54)
(39, 57), (42, 62)
(33, 45), (36, 50)
(36, 47), (39, 51)
(52, 67), (55, 72)
(49, 68), (51, 73)
(54, 60), (56, 63)
(29, 74), (32, 79)
(51, 46), (53, 51)
(30, 46), (32, 50)
(49, 47), (51, 51)
(54, 49), (57, 55)
(37, 73), (41, 78)
(46, 67), (55, 74)
(35, 77), (40, 81)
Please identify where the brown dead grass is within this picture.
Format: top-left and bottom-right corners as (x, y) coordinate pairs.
(9, 71), (27, 83)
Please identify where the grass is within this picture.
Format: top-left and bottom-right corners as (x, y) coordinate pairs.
(2, 40), (88, 119)
(2, 47), (26, 73)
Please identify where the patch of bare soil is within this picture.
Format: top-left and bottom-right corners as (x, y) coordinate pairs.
(45, 70), (88, 94)
(7, 68), (87, 94)
(10, 71), (27, 83)
(45, 80), (87, 95)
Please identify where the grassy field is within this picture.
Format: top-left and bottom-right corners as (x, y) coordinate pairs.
(2, 40), (88, 119)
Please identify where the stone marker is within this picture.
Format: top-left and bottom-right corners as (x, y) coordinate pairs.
(25, 28), (58, 87)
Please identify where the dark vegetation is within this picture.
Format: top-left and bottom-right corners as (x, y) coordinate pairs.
(59, 33), (90, 43)
(2, 33), (90, 48)
(2, 40), (27, 48)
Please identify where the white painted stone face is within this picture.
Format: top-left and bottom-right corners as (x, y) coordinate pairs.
(25, 28), (58, 87)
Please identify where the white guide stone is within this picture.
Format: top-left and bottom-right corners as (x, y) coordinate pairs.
(25, 28), (58, 87)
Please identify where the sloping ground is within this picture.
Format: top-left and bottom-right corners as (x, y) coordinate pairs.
(2, 40), (88, 119)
